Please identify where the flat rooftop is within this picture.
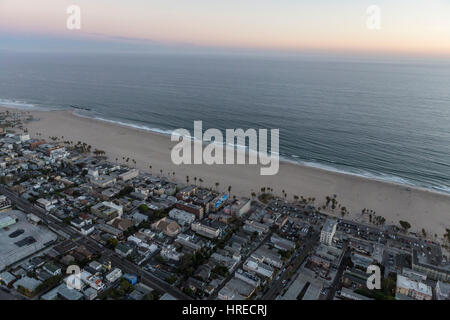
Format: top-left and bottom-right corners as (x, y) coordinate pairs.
(281, 271), (323, 300)
(0, 210), (57, 271)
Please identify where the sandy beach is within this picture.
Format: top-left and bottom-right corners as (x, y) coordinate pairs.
(5, 108), (450, 240)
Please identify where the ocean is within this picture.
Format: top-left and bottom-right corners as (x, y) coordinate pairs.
(0, 51), (449, 193)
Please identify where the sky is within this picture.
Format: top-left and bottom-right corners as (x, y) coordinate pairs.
(1, 0), (450, 56)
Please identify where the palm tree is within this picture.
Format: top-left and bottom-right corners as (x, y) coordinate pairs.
(198, 178), (203, 186)
(215, 182), (220, 191)
(186, 176), (189, 184)
(227, 185), (232, 198)
(194, 177), (197, 185)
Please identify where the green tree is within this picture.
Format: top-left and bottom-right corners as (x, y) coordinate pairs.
(399, 220), (411, 232)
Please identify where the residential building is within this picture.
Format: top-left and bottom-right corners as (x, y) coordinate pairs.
(396, 274), (432, 300)
(243, 258), (274, 279)
(151, 217), (181, 237)
(436, 280), (450, 300)
(91, 201), (123, 220)
(230, 198), (251, 217)
(191, 221), (221, 239)
(176, 201), (204, 219)
(118, 168), (139, 181)
(168, 208), (196, 226)
(105, 268), (123, 283)
(115, 243), (133, 257)
(320, 218), (337, 245)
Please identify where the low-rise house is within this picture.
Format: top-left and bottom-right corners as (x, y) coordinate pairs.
(115, 243), (133, 257)
(43, 262), (62, 276)
(191, 221), (220, 239)
(105, 268), (123, 283)
(80, 271), (105, 291)
(243, 258), (274, 279)
(0, 271), (16, 286)
(13, 277), (42, 296)
(160, 244), (183, 261)
(151, 217), (181, 237)
(243, 220), (269, 235)
(235, 269), (261, 288)
(396, 274), (432, 300)
(251, 247), (283, 269)
(168, 208), (196, 226)
(270, 234), (296, 251)
(41, 283), (84, 300)
(118, 168), (139, 181)
(91, 201), (123, 220)
(435, 280), (450, 300)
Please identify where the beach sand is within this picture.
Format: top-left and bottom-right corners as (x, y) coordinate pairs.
(6, 108), (450, 240)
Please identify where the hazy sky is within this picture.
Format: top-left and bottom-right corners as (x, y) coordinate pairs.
(1, 0), (450, 56)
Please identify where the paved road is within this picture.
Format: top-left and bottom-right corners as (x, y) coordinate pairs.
(0, 286), (24, 300)
(262, 232), (319, 300)
(0, 185), (191, 300)
(208, 231), (273, 300)
(323, 243), (349, 300)
(0, 186), (79, 240)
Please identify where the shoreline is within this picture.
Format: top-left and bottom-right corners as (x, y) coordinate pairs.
(2, 106), (450, 239)
(4, 103), (450, 196)
(35, 108), (450, 197)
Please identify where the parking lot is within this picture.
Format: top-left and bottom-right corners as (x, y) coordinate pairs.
(0, 210), (57, 271)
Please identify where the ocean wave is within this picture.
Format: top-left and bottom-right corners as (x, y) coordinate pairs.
(74, 111), (175, 136)
(0, 98), (61, 111)
(280, 155), (429, 188)
(432, 185), (450, 193)
(0, 98), (38, 110)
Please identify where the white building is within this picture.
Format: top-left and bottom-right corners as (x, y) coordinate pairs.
(36, 198), (53, 211)
(396, 274), (432, 300)
(168, 208), (196, 226)
(105, 268), (123, 283)
(160, 245), (183, 261)
(320, 218), (337, 245)
(0, 215), (17, 229)
(17, 134), (30, 142)
(191, 222), (220, 239)
(81, 271), (105, 291)
(118, 168), (139, 181)
(243, 258), (273, 279)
